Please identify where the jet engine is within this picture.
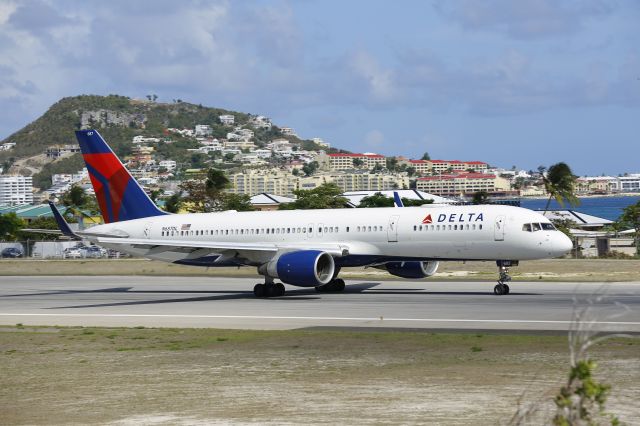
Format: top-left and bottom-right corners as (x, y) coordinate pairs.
(259, 250), (335, 287)
(384, 261), (439, 279)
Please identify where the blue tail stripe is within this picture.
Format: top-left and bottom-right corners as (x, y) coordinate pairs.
(393, 192), (404, 207)
(75, 130), (112, 154)
(83, 162), (115, 223)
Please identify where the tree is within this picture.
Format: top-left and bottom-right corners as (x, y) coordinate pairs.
(352, 158), (364, 168)
(61, 185), (88, 209)
(542, 162), (580, 213)
(178, 168), (232, 213)
(618, 200), (640, 255)
(358, 192), (394, 208)
(60, 185), (99, 225)
(406, 167), (416, 177)
(302, 161), (319, 176)
(386, 157), (398, 172)
(220, 193), (254, 211)
(204, 168), (230, 194)
(471, 191), (489, 205)
(357, 192), (434, 208)
(0, 212), (24, 241)
(421, 152), (431, 161)
(279, 183), (348, 210)
(164, 193), (182, 213)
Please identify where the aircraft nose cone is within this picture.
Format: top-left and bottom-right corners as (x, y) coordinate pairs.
(554, 234), (573, 256)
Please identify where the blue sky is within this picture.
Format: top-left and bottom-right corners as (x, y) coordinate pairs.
(0, 0), (638, 175)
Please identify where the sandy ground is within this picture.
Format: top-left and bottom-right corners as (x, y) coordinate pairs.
(1, 258), (639, 282)
(1, 327), (639, 425)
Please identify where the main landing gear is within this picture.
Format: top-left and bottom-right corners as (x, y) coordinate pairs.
(253, 276), (285, 298)
(315, 278), (346, 293)
(494, 260), (518, 295)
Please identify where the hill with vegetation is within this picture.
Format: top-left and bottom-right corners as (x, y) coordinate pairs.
(0, 95), (337, 189)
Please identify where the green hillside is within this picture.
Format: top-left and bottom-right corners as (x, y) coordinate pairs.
(0, 95), (334, 189)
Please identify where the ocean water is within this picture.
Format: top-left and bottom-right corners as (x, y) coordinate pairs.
(520, 195), (640, 221)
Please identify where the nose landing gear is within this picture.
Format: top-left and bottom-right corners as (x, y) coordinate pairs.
(494, 260), (518, 295)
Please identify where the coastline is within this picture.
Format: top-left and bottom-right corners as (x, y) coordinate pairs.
(519, 192), (640, 200)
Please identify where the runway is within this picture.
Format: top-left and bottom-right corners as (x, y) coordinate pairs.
(1, 276), (639, 332)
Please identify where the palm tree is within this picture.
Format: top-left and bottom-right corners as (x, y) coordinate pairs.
(542, 162), (580, 213)
(60, 185), (100, 228)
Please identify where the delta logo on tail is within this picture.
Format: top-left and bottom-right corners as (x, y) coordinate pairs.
(422, 214), (432, 224)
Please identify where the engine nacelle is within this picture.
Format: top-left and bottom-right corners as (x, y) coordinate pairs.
(259, 250), (335, 287)
(385, 261), (439, 279)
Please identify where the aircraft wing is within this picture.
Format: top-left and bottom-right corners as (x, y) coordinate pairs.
(20, 228), (65, 235)
(96, 237), (351, 263)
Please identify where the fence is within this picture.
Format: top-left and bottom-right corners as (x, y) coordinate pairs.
(0, 240), (125, 259)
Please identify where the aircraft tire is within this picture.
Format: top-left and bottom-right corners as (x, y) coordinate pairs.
(333, 279), (346, 292)
(494, 284), (505, 295)
(254, 284), (266, 298)
(275, 283), (285, 297)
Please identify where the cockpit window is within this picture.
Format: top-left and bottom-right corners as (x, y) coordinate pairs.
(523, 222), (557, 232)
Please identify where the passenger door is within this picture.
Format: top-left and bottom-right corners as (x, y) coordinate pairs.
(387, 215), (400, 242)
(494, 215), (505, 241)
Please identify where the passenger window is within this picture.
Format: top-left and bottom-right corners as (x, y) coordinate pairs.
(479, 224), (483, 230)
(346, 226), (350, 232)
(358, 226), (361, 232)
(454, 225), (457, 230)
(413, 225), (417, 231)
(522, 223), (532, 232)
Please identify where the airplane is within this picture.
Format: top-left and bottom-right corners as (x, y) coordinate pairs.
(34, 129), (573, 297)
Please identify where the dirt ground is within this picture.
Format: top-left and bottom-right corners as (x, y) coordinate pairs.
(1, 258), (639, 282)
(1, 327), (639, 425)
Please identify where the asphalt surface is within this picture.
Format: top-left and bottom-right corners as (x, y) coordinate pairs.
(1, 276), (639, 332)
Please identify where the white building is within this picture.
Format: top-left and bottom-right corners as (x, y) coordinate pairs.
(219, 114), (235, 125)
(252, 115), (272, 129)
(195, 125), (213, 137)
(612, 174), (640, 193)
(312, 138), (330, 148)
(1, 142), (16, 151)
(132, 135), (160, 144)
(167, 128), (195, 137)
(158, 160), (177, 171)
(253, 149), (272, 159)
(280, 127), (296, 136)
(0, 176), (34, 206)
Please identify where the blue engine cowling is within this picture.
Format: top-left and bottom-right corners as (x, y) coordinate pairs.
(385, 261), (439, 279)
(261, 250), (335, 287)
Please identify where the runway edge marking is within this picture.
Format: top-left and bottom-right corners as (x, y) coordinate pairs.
(1, 313), (639, 326)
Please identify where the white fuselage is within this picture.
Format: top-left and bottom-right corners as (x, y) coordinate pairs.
(87, 204), (572, 266)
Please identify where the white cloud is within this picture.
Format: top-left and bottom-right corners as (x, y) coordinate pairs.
(433, 0), (613, 39)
